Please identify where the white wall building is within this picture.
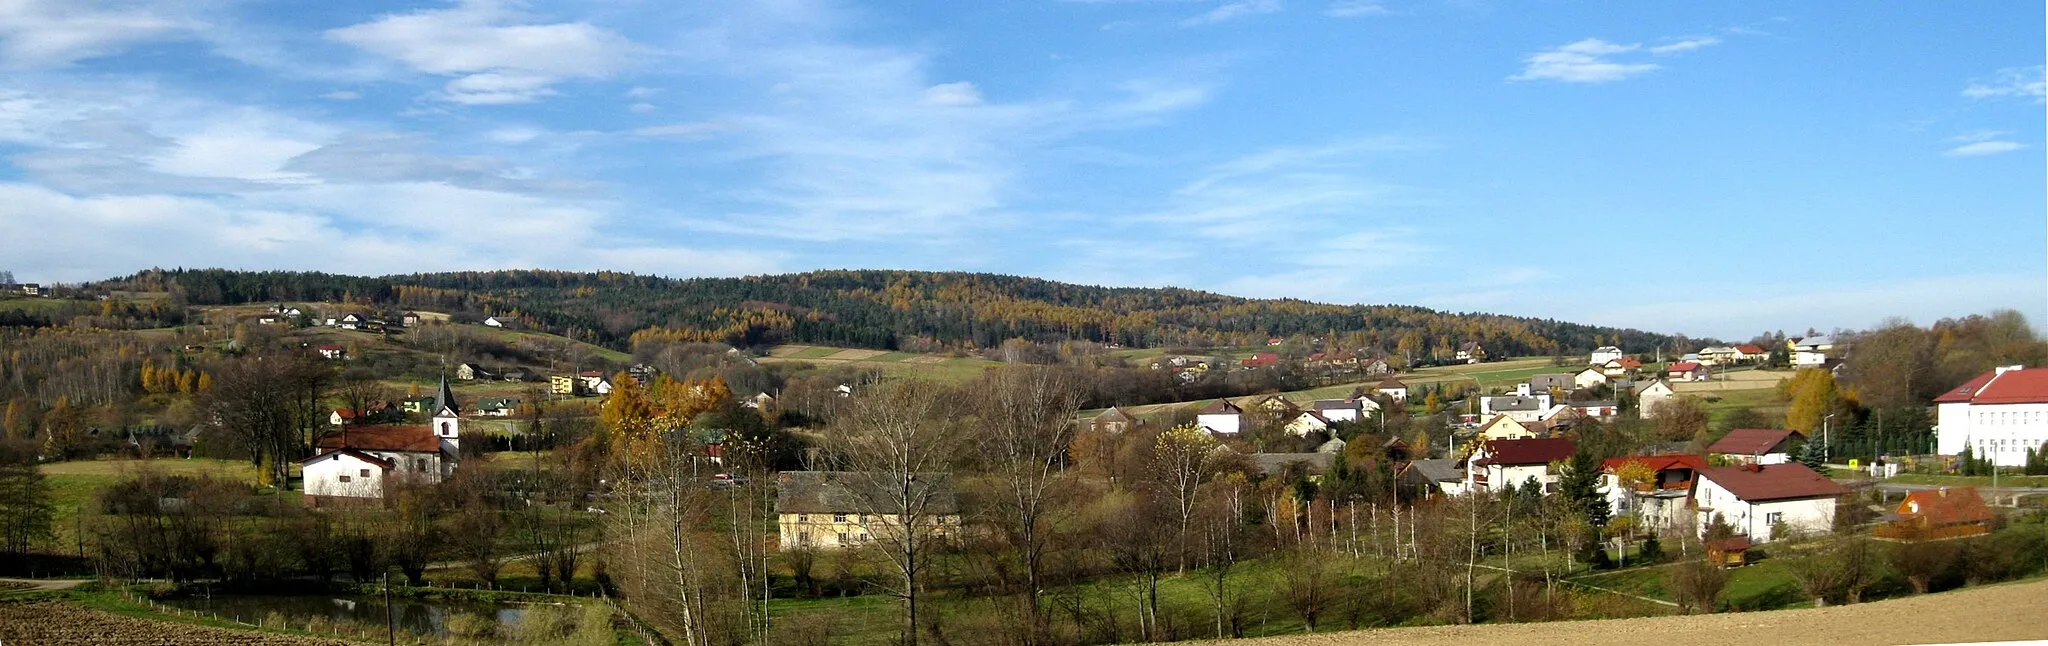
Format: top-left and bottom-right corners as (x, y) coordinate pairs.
(1936, 365), (2048, 467)
(1464, 437), (1575, 496)
(1690, 463), (1844, 543)
(301, 378), (461, 506)
(1590, 346), (1624, 365)
(1197, 400), (1244, 435)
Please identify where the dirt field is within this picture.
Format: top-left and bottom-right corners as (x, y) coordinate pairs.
(1214, 578), (2048, 646)
(0, 601), (369, 645)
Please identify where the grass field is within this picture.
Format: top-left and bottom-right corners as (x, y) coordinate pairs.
(37, 458), (278, 548)
(759, 344), (1001, 384)
(1571, 558), (1804, 611)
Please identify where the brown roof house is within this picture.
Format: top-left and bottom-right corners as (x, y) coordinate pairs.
(1877, 487), (1995, 541)
(301, 377), (461, 507)
(1689, 463), (1846, 543)
(1707, 428), (1806, 465)
(775, 471), (959, 551)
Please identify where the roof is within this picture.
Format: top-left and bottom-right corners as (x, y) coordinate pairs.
(1473, 437), (1576, 466)
(1093, 407), (1138, 422)
(773, 471), (958, 515)
(1529, 373), (1571, 389)
(1797, 335), (1835, 347)
(1601, 454), (1707, 474)
(1735, 344), (1766, 354)
(1406, 458), (1463, 482)
(1935, 367), (2048, 404)
(1897, 487), (1995, 526)
(1633, 379), (1671, 394)
(1377, 377), (1407, 388)
(1248, 453), (1335, 477)
(1698, 463), (1847, 502)
(1668, 361), (1703, 372)
(1198, 400), (1243, 415)
(314, 425), (441, 453)
(478, 397), (519, 409)
(301, 447), (395, 468)
(1288, 410), (1332, 426)
(1311, 399), (1358, 412)
(318, 344), (344, 351)
(436, 375), (459, 415)
(1707, 428), (1804, 456)
(331, 408), (359, 420)
(1486, 395), (1546, 411)
(1708, 535), (1753, 552)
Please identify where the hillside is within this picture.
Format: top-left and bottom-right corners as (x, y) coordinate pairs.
(94, 268), (1694, 355)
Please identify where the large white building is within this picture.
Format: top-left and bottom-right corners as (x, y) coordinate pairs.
(1936, 365), (2048, 467)
(1197, 399), (1244, 435)
(302, 378), (462, 506)
(1589, 346), (1625, 365)
(1464, 437), (1575, 496)
(1690, 463), (1845, 543)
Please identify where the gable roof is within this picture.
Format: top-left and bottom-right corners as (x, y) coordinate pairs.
(1311, 399), (1358, 412)
(301, 447), (395, 468)
(1735, 344), (1766, 354)
(1093, 407), (1138, 423)
(1896, 487), (1994, 526)
(1487, 395), (1546, 411)
(1935, 367), (2048, 405)
(773, 471), (958, 515)
(1529, 373), (1572, 390)
(1198, 400), (1243, 415)
(1698, 463), (1846, 502)
(1708, 428), (1804, 456)
(1405, 458), (1463, 483)
(1668, 361), (1703, 372)
(1601, 454), (1707, 474)
(314, 425), (441, 453)
(1473, 437), (1575, 466)
(1377, 377), (1407, 389)
(1633, 379), (1672, 394)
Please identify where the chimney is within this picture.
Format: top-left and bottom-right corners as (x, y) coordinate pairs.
(1743, 463), (1764, 473)
(1996, 365), (2025, 374)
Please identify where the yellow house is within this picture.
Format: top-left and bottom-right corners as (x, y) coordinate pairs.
(1475, 414), (1537, 442)
(775, 471), (960, 550)
(549, 375), (577, 396)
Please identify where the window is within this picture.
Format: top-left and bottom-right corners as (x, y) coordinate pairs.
(359, 468), (371, 477)
(797, 514), (808, 523)
(799, 532), (811, 546)
(338, 475), (352, 483)
(834, 514), (848, 523)
(1765, 512), (1783, 526)
(836, 532), (849, 544)
(416, 459), (427, 471)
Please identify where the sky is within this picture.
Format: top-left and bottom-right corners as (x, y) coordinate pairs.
(0, 0), (2041, 340)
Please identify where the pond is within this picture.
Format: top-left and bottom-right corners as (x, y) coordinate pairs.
(162, 593), (544, 639)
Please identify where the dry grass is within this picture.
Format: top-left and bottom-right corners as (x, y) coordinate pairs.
(1212, 577), (2048, 646)
(0, 601), (369, 645)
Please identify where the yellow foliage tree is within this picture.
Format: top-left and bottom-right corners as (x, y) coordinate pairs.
(1784, 368), (1837, 433)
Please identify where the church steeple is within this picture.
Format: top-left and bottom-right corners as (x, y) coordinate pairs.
(432, 375), (461, 448)
(435, 375), (460, 417)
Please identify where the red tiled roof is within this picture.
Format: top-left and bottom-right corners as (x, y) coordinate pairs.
(1708, 535), (1752, 552)
(1708, 428), (1803, 456)
(332, 408), (358, 420)
(315, 424), (441, 453)
(1378, 378), (1407, 388)
(1474, 437), (1575, 466)
(1936, 367), (2048, 404)
(1897, 487), (1994, 526)
(1616, 357), (1641, 368)
(1668, 361), (1702, 372)
(1698, 463), (1847, 502)
(1601, 454), (1707, 473)
(1736, 344), (1766, 354)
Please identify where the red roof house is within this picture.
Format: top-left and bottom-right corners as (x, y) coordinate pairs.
(1472, 437), (1576, 467)
(1879, 487), (1994, 541)
(1708, 428), (1805, 464)
(1696, 463), (1847, 503)
(314, 424), (443, 454)
(1934, 366), (2048, 404)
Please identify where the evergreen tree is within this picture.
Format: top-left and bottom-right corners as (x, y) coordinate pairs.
(1798, 440), (1827, 471)
(1559, 448), (1609, 531)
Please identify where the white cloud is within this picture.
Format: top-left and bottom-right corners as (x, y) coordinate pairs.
(1325, 0), (1389, 18)
(1963, 65), (2047, 102)
(628, 102), (656, 113)
(1182, 0), (1282, 26)
(922, 82), (984, 107)
(1944, 141), (2025, 157)
(1647, 37), (1719, 54)
(1509, 38), (1660, 84)
(320, 90), (362, 100)
(1948, 129), (2011, 143)
(327, 0), (636, 104)
(0, 0), (197, 68)
(630, 121), (728, 139)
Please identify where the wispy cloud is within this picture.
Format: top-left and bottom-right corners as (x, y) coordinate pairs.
(1510, 35), (1718, 84)
(1182, 0), (1283, 26)
(327, 0), (637, 104)
(1944, 141), (2026, 157)
(1962, 65), (2046, 102)
(1325, 1), (1390, 18)
(0, 0), (198, 69)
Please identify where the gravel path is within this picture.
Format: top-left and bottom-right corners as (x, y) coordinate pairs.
(1206, 578), (2048, 646)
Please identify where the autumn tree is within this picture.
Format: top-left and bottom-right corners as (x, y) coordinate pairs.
(1152, 423), (1219, 572)
(4, 399), (36, 441)
(971, 365), (1085, 643)
(1781, 368), (1838, 434)
(1664, 550), (1728, 614)
(1652, 396), (1710, 443)
(829, 381), (963, 646)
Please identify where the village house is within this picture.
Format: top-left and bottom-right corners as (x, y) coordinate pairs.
(1935, 365), (2048, 467)
(1197, 400), (1245, 435)
(1399, 458), (1466, 498)
(1635, 380), (1676, 418)
(579, 371), (615, 396)
(743, 392), (777, 410)
(550, 375), (579, 396)
(1090, 407), (1141, 434)
(1361, 357), (1393, 377)
(337, 313), (365, 330)
(1792, 335), (1835, 367)
(399, 396), (436, 414)
(1666, 361), (1711, 382)
(1480, 386), (1553, 423)
(1375, 377), (1409, 402)
(400, 312), (423, 327)
(1529, 373), (1573, 394)
(20, 283), (43, 297)
(482, 316), (521, 329)
(477, 397), (520, 417)
(455, 363), (492, 381)
(1456, 341), (1487, 364)
(1312, 398), (1374, 422)
(1697, 346), (1739, 365)
(1590, 346), (1625, 365)
(1733, 344), (1768, 363)
(1601, 357), (1642, 377)
(499, 369), (532, 383)
(1707, 428), (1805, 465)
(1600, 454), (1706, 535)
(1251, 394), (1299, 414)
(317, 344), (346, 360)
(1282, 410), (1332, 437)
(1570, 366), (1608, 390)
(1690, 462), (1845, 543)
(302, 379), (462, 506)
(1877, 487), (1994, 541)
(1465, 437), (1575, 495)
(1240, 352), (1282, 369)
(1568, 400), (1620, 418)
(329, 408), (359, 427)
(774, 471), (959, 550)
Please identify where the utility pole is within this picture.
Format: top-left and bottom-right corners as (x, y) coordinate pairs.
(384, 572), (395, 646)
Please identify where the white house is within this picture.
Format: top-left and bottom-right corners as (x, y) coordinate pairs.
(317, 344), (346, 360)
(302, 378), (462, 506)
(1935, 365), (2048, 467)
(482, 316), (519, 329)
(1707, 428), (1805, 465)
(1375, 378), (1409, 402)
(1573, 367), (1609, 390)
(1282, 410), (1332, 437)
(1590, 346), (1624, 365)
(1197, 400), (1244, 435)
(1600, 454), (1706, 535)
(1312, 398), (1375, 423)
(1465, 437), (1575, 496)
(1635, 380), (1675, 419)
(1793, 336), (1834, 367)
(1690, 463), (1845, 543)
(578, 371), (614, 395)
(1481, 388), (1553, 423)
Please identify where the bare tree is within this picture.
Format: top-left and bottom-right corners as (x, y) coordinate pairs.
(973, 366), (1084, 643)
(1889, 540), (1958, 594)
(334, 368), (392, 424)
(829, 381), (963, 646)
(1151, 423), (1218, 572)
(1664, 549), (1728, 614)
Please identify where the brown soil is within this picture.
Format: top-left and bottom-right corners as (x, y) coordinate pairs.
(0, 601), (369, 645)
(1209, 578), (2048, 646)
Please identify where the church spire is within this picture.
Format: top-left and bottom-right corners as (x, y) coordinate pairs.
(436, 374), (460, 416)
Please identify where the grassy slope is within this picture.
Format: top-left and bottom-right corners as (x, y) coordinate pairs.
(758, 344), (1001, 385)
(37, 459), (275, 548)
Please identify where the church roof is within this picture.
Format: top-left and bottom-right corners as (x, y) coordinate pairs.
(436, 375), (460, 415)
(315, 425), (440, 453)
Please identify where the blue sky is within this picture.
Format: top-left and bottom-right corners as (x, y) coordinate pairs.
(0, 0), (2040, 339)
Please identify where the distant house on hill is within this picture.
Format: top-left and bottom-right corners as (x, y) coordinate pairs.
(317, 344), (346, 360)
(1707, 428), (1805, 466)
(1466, 437), (1575, 495)
(1090, 407), (1142, 434)
(455, 363), (492, 381)
(1456, 342), (1487, 364)
(1667, 361), (1710, 382)
(1635, 380), (1676, 418)
(1197, 400), (1244, 435)
(1375, 378), (1408, 402)
(482, 316), (521, 329)
(302, 379), (462, 506)
(1590, 346), (1625, 365)
(400, 312), (423, 327)
(1573, 366), (1609, 389)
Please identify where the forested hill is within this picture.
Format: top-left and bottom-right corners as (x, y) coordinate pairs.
(99, 268), (1690, 355)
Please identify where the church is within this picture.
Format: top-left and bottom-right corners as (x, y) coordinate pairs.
(301, 377), (462, 506)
